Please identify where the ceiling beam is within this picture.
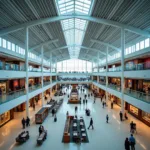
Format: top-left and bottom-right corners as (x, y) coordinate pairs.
(43, 44), (107, 56)
(0, 15), (150, 37)
(29, 39), (59, 51)
(91, 39), (120, 52)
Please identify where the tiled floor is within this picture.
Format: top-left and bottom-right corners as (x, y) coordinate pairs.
(0, 88), (150, 150)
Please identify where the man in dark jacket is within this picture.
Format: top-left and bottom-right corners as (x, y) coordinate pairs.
(88, 118), (94, 129)
(22, 118), (26, 129)
(26, 116), (30, 127)
(120, 111), (123, 121)
(124, 137), (130, 150)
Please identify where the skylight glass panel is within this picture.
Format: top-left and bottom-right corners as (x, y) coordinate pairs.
(56, 0), (93, 58)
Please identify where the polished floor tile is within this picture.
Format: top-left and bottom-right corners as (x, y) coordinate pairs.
(0, 88), (150, 150)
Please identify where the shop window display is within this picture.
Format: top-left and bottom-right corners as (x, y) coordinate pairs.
(142, 111), (150, 123)
(130, 105), (138, 116)
(143, 81), (150, 94)
(0, 82), (6, 94)
(0, 111), (10, 126)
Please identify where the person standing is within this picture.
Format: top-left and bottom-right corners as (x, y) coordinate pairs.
(75, 106), (78, 113)
(102, 101), (105, 108)
(22, 118), (26, 129)
(39, 125), (42, 136)
(111, 101), (113, 109)
(85, 99), (87, 105)
(66, 111), (69, 117)
(100, 96), (103, 102)
(26, 116), (30, 127)
(52, 109), (55, 117)
(129, 134), (136, 150)
(83, 99), (85, 105)
(93, 97), (96, 104)
(120, 111), (123, 121)
(106, 114), (109, 123)
(124, 137), (130, 150)
(88, 118), (94, 129)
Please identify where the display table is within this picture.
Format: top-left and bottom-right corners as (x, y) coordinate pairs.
(35, 107), (49, 124)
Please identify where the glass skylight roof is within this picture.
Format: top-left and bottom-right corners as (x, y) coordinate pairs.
(56, 0), (93, 58)
(57, 0), (91, 15)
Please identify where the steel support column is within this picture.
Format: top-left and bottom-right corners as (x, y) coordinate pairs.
(41, 46), (44, 106)
(106, 47), (108, 103)
(25, 27), (29, 117)
(121, 28), (125, 113)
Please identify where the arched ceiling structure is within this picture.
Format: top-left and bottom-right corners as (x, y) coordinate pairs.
(0, 0), (150, 62)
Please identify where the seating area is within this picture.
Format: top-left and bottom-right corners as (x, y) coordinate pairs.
(71, 117), (88, 143)
(37, 130), (47, 145)
(16, 131), (29, 143)
(63, 116), (89, 143)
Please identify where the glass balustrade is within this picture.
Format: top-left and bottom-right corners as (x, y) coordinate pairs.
(124, 88), (150, 103)
(0, 62), (25, 71)
(125, 62), (150, 71)
(43, 81), (51, 86)
(99, 81), (106, 85)
(108, 84), (121, 92)
(109, 66), (121, 72)
(28, 84), (41, 92)
(0, 89), (26, 104)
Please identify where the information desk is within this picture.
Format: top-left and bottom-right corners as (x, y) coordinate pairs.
(35, 107), (49, 124)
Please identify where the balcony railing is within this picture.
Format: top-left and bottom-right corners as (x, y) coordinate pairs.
(124, 88), (150, 103)
(109, 66), (121, 72)
(28, 84), (41, 92)
(0, 62), (25, 71)
(43, 81), (51, 86)
(125, 62), (150, 71)
(108, 84), (121, 92)
(0, 89), (26, 104)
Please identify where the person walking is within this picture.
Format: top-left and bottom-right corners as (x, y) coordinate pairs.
(88, 118), (94, 129)
(125, 137), (130, 150)
(26, 116), (30, 127)
(129, 134), (136, 150)
(120, 111), (123, 121)
(22, 118), (26, 129)
(106, 114), (109, 123)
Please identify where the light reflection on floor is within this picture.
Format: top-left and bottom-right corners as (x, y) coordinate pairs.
(0, 87), (150, 150)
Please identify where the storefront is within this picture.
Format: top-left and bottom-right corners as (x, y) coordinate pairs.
(0, 81), (6, 94)
(143, 80), (150, 94)
(0, 110), (14, 127)
(127, 103), (150, 126)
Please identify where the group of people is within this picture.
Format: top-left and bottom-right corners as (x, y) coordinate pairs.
(125, 134), (136, 150)
(21, 117), (30, 129)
